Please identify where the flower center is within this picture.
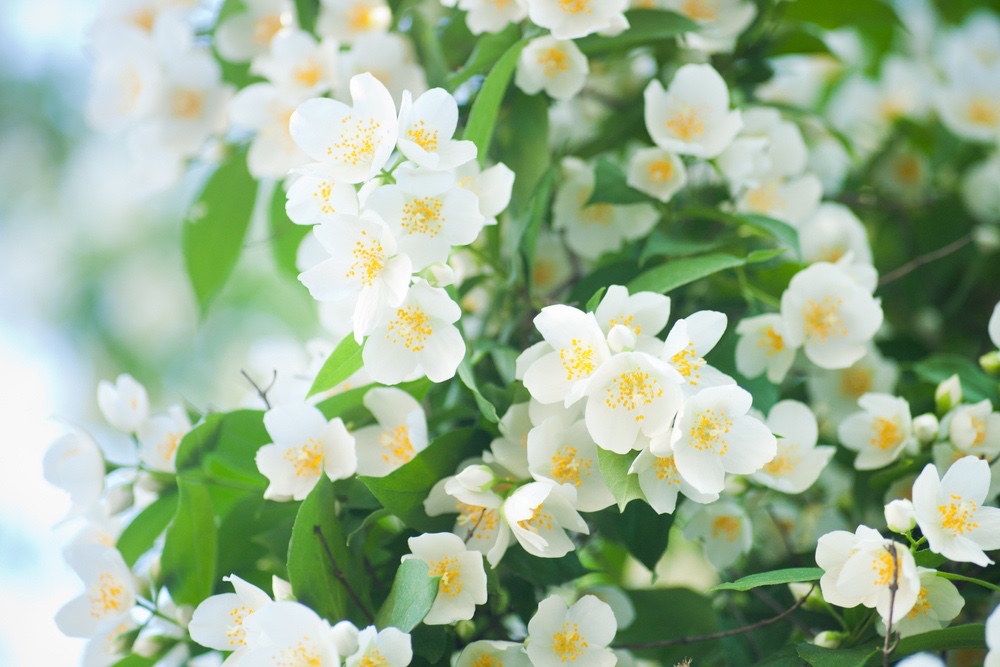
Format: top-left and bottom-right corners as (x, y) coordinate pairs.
(328, 114), (383, 166)
(711, 515), (740, 541)
(517, 505), (554, 534)
(380, 425), (415, 465)
(284, 439), (324, 477)
(88, 572), (127, 618)
(608, 313), (641, 335)
(689, 408), (731, 455)
(157, 431), (182, 464)
(406, 120), (440, 152)
(558, 0), (591, 14)
(671, 342), (704, 384)
(873, 546), (900, 587)
(472, 654), (503, 667)
(966, 97), (999, 127)
(428, 555), (463, 597)
(294, 62), (323, 88)
(653, 455), (680, 484)
(253, 14), (283, 44)
(803, 297), (846, 342)
(172, 89), (204, 119)
(938, 494), (979, 536)
(345, 229), (385, 287)
(277, 640), (323, 667)
(455, 502), (499, 539)
(314, 179), (338, 215)
(604, 368), (664, 420)
(581, 203), (614, 226)
(840, 366), (872, 398)
(226, 604), (250, 647)
(550, 445), (591, 487)
(762, 443), (798, 476)
(907, 586), (931, 619)
(559, 339), (596, 381)
(666, 104), (706, 142)
(402, 196), (444, 236)
(758, 326), (785, 356)
(552, 622), (588, 661)
(348, 4), (377, 31)
(538, 47), (570, 78)
(680, 0), (717, 20)
(386, 306), (433, 352)
(646, 159), (674, 183)
(744, 182), (785, 213)
(869, 416), (902, 451)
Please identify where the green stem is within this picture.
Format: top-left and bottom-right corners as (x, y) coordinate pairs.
(936, 571), (1000, 593)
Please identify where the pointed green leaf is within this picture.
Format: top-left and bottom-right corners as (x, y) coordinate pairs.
(586, 157), (651, 206)
(710, 567), (823, 592)
(457, 359), (500, 423)
(463, 39), (527, 165)
(596, 449), (644, 510)
(308, 334), (365, 399)
(375, 559), (441, 631)
(160, 477), (217, 606)
(117, 493), (178, 567)
(627, 253), (747, 294)
(576, 9), (696, 56)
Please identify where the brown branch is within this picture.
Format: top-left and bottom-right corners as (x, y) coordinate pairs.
(878, 233), (974, 287)
(240, 369), (276, 410)
(613, 584), (816, 650)
(883, 544), (900, 667)
(314, 525), (375, 622)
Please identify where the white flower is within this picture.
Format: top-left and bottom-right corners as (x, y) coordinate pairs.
(734, 313), (796, 384)
(43, 430), (106, 518)
(717, 106), (808, 187)
(522, 304), (611, 406)
(815, 525), (920, 624)
(752, 400), (834, 494)
(806, 344), (899, 430)
(189, 574), (274, 656)
(362, 279), (466, 384)
(668, 384), (777, 495)
(252, 29), (338, 98)
(404, 532), (488, 625)
(523, 0), (628, 40)
(337, 33), (427, 105)
(912, 456), (1000, 566)
(456, 641), (530, 667)
(215, 0), (294, 62)
(583, 351), (684, 453)
(643, 63), (743, 159)
(453, 161), (515, 227)
(458, 0), (528, 35)
(962, 153), (1000, 224)
(242, 601), (340, 667)
(503, 482), (589, 559)
(987, 604), (1000, 667)
(626, 147), (686, 203)
(136, 405), (191, 473)
(343, 627), (411, 667)
(316, 0), (392, 44)
(943, 399), (1000, 459)
(527, 415), (614, 511)
(664, 0), (756, 53)
(354, 387), (428, 476)
(936, 63), (1000, 144)
(877, 569), (964, 638)
(594, 284), (670, 348)
(884, 499), (916, 534)
(255, 404), (357, 501)
(98, 373), (149, 433)
(86, 31), (164, 133)
(82, 616), (138, 667)
(992, 301), (1000, 349)
(838, 393), (914, 470)
(526, 594), (617, 667)
(487, 402), (532, 480)
(285, 167), (360, 226)
(661, 310), (734, 396)
(735, 173), (823, 228)
(55, 545), (136, 638)
(912, 413), (939, 444)
(780, 262), (884, 369)
(515, 37), (589, 101)
(799, 202), (873, 266)
(396, 88), (477, 170)
(684, 500), (753, 569)
(299, 212), (412, 341)
(630, 444), (718, 514)
(230, 82), (312, 179)
(423, 480), (510, 567)
(290, 72), (398, 184)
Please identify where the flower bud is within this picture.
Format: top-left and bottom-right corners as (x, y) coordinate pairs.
(454, 464), (497, 493)
(884, 499), (916, 533)
(331, 620), (360, 657)
(980, 351), (1000, 375)
(272, 575), (294, 601)
(607, 324), (636, 353)
(813, 630), (847, 648)
(421, 262), (456, 288)
(973, 224), (1000, 253)
(935, 374), (962, 414)
(912, 413), (939, 444)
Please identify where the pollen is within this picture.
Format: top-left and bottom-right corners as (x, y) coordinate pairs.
(379, 425), (415, 465)
(293, 62), (323, 88)
(689, 408), (732, 455)
(558, 0), (591, 14)
(285, 440), (324, 477)
(328, 114), (383, 167)
(278, 640), (323, 667)
(131, 8), (156, 32)
(966, 97), (999, 127)
(456, 502), (499, 538)
(971, 416), (987, 447)
(869, 416), (902, 451)
(156, 431), (182, 464)
(711, 515), (740, 542)
(550, 445), (591, 487)
(671, 343), (704, 384)
(679, 0), (718, 20)
(552, 622), (589, 661)
(402, 196), (444, 236)
(907, 586), (931, 619)
(608, 314), (640, 335)
(758, 326), (785, 356)
(348, 4), (377, 32)
(518, 505), (554, 534)
(762, 444), (797, 476)
(226, 604), (250, 646)
(581, 202), (614, 226)
(538, 47), (570, 78)
(172, 89), (204, 119)
(88, 572), (127, 618)
(253, 13), (284, 44)
(646, 159), (674, 183)
(385, 305), (433, 352)
(313, 180), (337, 215)
(666, 104), (706, 142)
(744, 182), (785, 213)
(938, 494), (978, 536)
(840, 366), (873, 399)
(604, 368), (663, 420)
(559, 339), (596, 381)
(894, 155), (922, 185)
(653, 455), (680, 484)
(345, 230), (385, 286)
(406, 120), (440, 152)
(429, 555), (464, 598)
(472, 654), (503, 667)
(872, 546), (900, 587)
(802, 297), (846, 342)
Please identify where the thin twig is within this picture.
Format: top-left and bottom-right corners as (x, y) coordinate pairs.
(878, 233), (974, 287)
(883, 543), (900, 667)
(240, 369), (277, 410)
(314, 525), (375, 622)
(613, 584), (816, 650)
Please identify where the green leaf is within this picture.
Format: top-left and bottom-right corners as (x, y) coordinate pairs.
(308, 334), (365, 399)
(892, 623), (985, 658)
(409, 7), (449, 89)
(797, 643), (878, 667)
(448, 24), (521, 91)
(182, 155), (258, 314)
(627, 253), (748, 294)
(683, 206), (799, 254)
(640, 233), (726, 264)
(596, 449), (644, 510)
(503, 547), (589, 586)
(463, 39), (527, 166)
(586, 157), (651, 206)
(268, 181), (310, 281)
(591, 502), (673, 572)
(174, 410), (269, 486)
(914, 354), (1000, 404)
(710, 567), (824, 592)
(457, 359), (500, 423)
(175, 413), (223, 472)
(287, 476), (370, 623)
(359, 428), (491, 531)
(516, 166), (557, 278)
(769, 25), (834, 57)
(585, 286), (607, 313)
(110, 656), (159, 667)
(160, 477), (217, 606)
(375, 559), (441, 631)
(576, 9), (696, 56)
(496, 90), (551, 213)
(781, 0), (898, 30)
(294, 0), (319, 32)
(116, 493), (178, 567)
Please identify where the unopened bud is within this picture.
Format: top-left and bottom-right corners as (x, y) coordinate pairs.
(884, 499), (916, 533)
(421, 262), (456, 288)
(813, 631), (847, 649)
(607, 324), (636, 353)
(272, 575), (294, 601)
(980, 351), (1000, 375)
(913, 413), (939, 444)
(935, 375), (962, 414)
(454, 464), (496, 493)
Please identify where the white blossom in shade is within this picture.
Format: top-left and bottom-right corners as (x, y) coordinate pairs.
(594, 284), (670, 353)
(943, 400), (1000, 459)
(630, 444), (718, 514)
(363, 279), (466, 384)
(98, 373), (149, 433)
(424, 479), (511, 566)
(230, 83), (311, 179)
(912, 456), (1000, 566)
(522, 304), (612, 406)
(780, 262), (884, 370)
(252, 29), (338, 98)
(664, 0), (756, 53)
(344, 626), (411, 667)
(987, 604), (1000, 667)
(733, 106), (808, 181)
(453, 161), (514, 226)
(337, 33), (427, 105)
(668, 384), (777, 495)
(751, 400), (834, 494)
(661, 310), (734, 396)
(290, 72), (398, 183)
(734, 313), (796, 384)
(316, 0), (391, 44)
(583, 351), (684, 453)
(644, 64), (743, 159)
(364, 172), (485, 271)
(876, 569), (964, 638)
(523, 0), (627, 40)
(82, 616), (139, 667)
(456, 640), (531, 667)
(458, 0), (528, 35)
(806, 344), (899, 431)
(527, 415), (614, 511)
(735, 173), (823, 228)
(503, 482), (589, 558)
(551, 157), (659, 260)
(353, 387), (428, 476)
(526, 594), (617, 667)
(189, 574), (274, 657)
(242, 601), (340, 667)
(936, 64), (1000, 144)
(215, 0), (294, 62)
(529, 230), (574, 296)
(255, 404), (357, 501)
(396, 88), (477, 170)
(799, 202), (873, 266)
(44, 431), (106, 518)
(404, 532), (488, 625)
(581, 584), (635, 631)
(992, 301), (1000, 349)
(86, 32), (164, 133)
(684, 500), (753, 569)
(285, 167), (359, 226)
(136, 405), (191, 473)
(962, 152), (1000, 224)
(487, 403), (532, 480)
(626, 147), (686, 203)
(515, 36), (589, 101)
(815, 526), (920, 624)
(55, 545), (136, 638)
(838, 393), (914, 471)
